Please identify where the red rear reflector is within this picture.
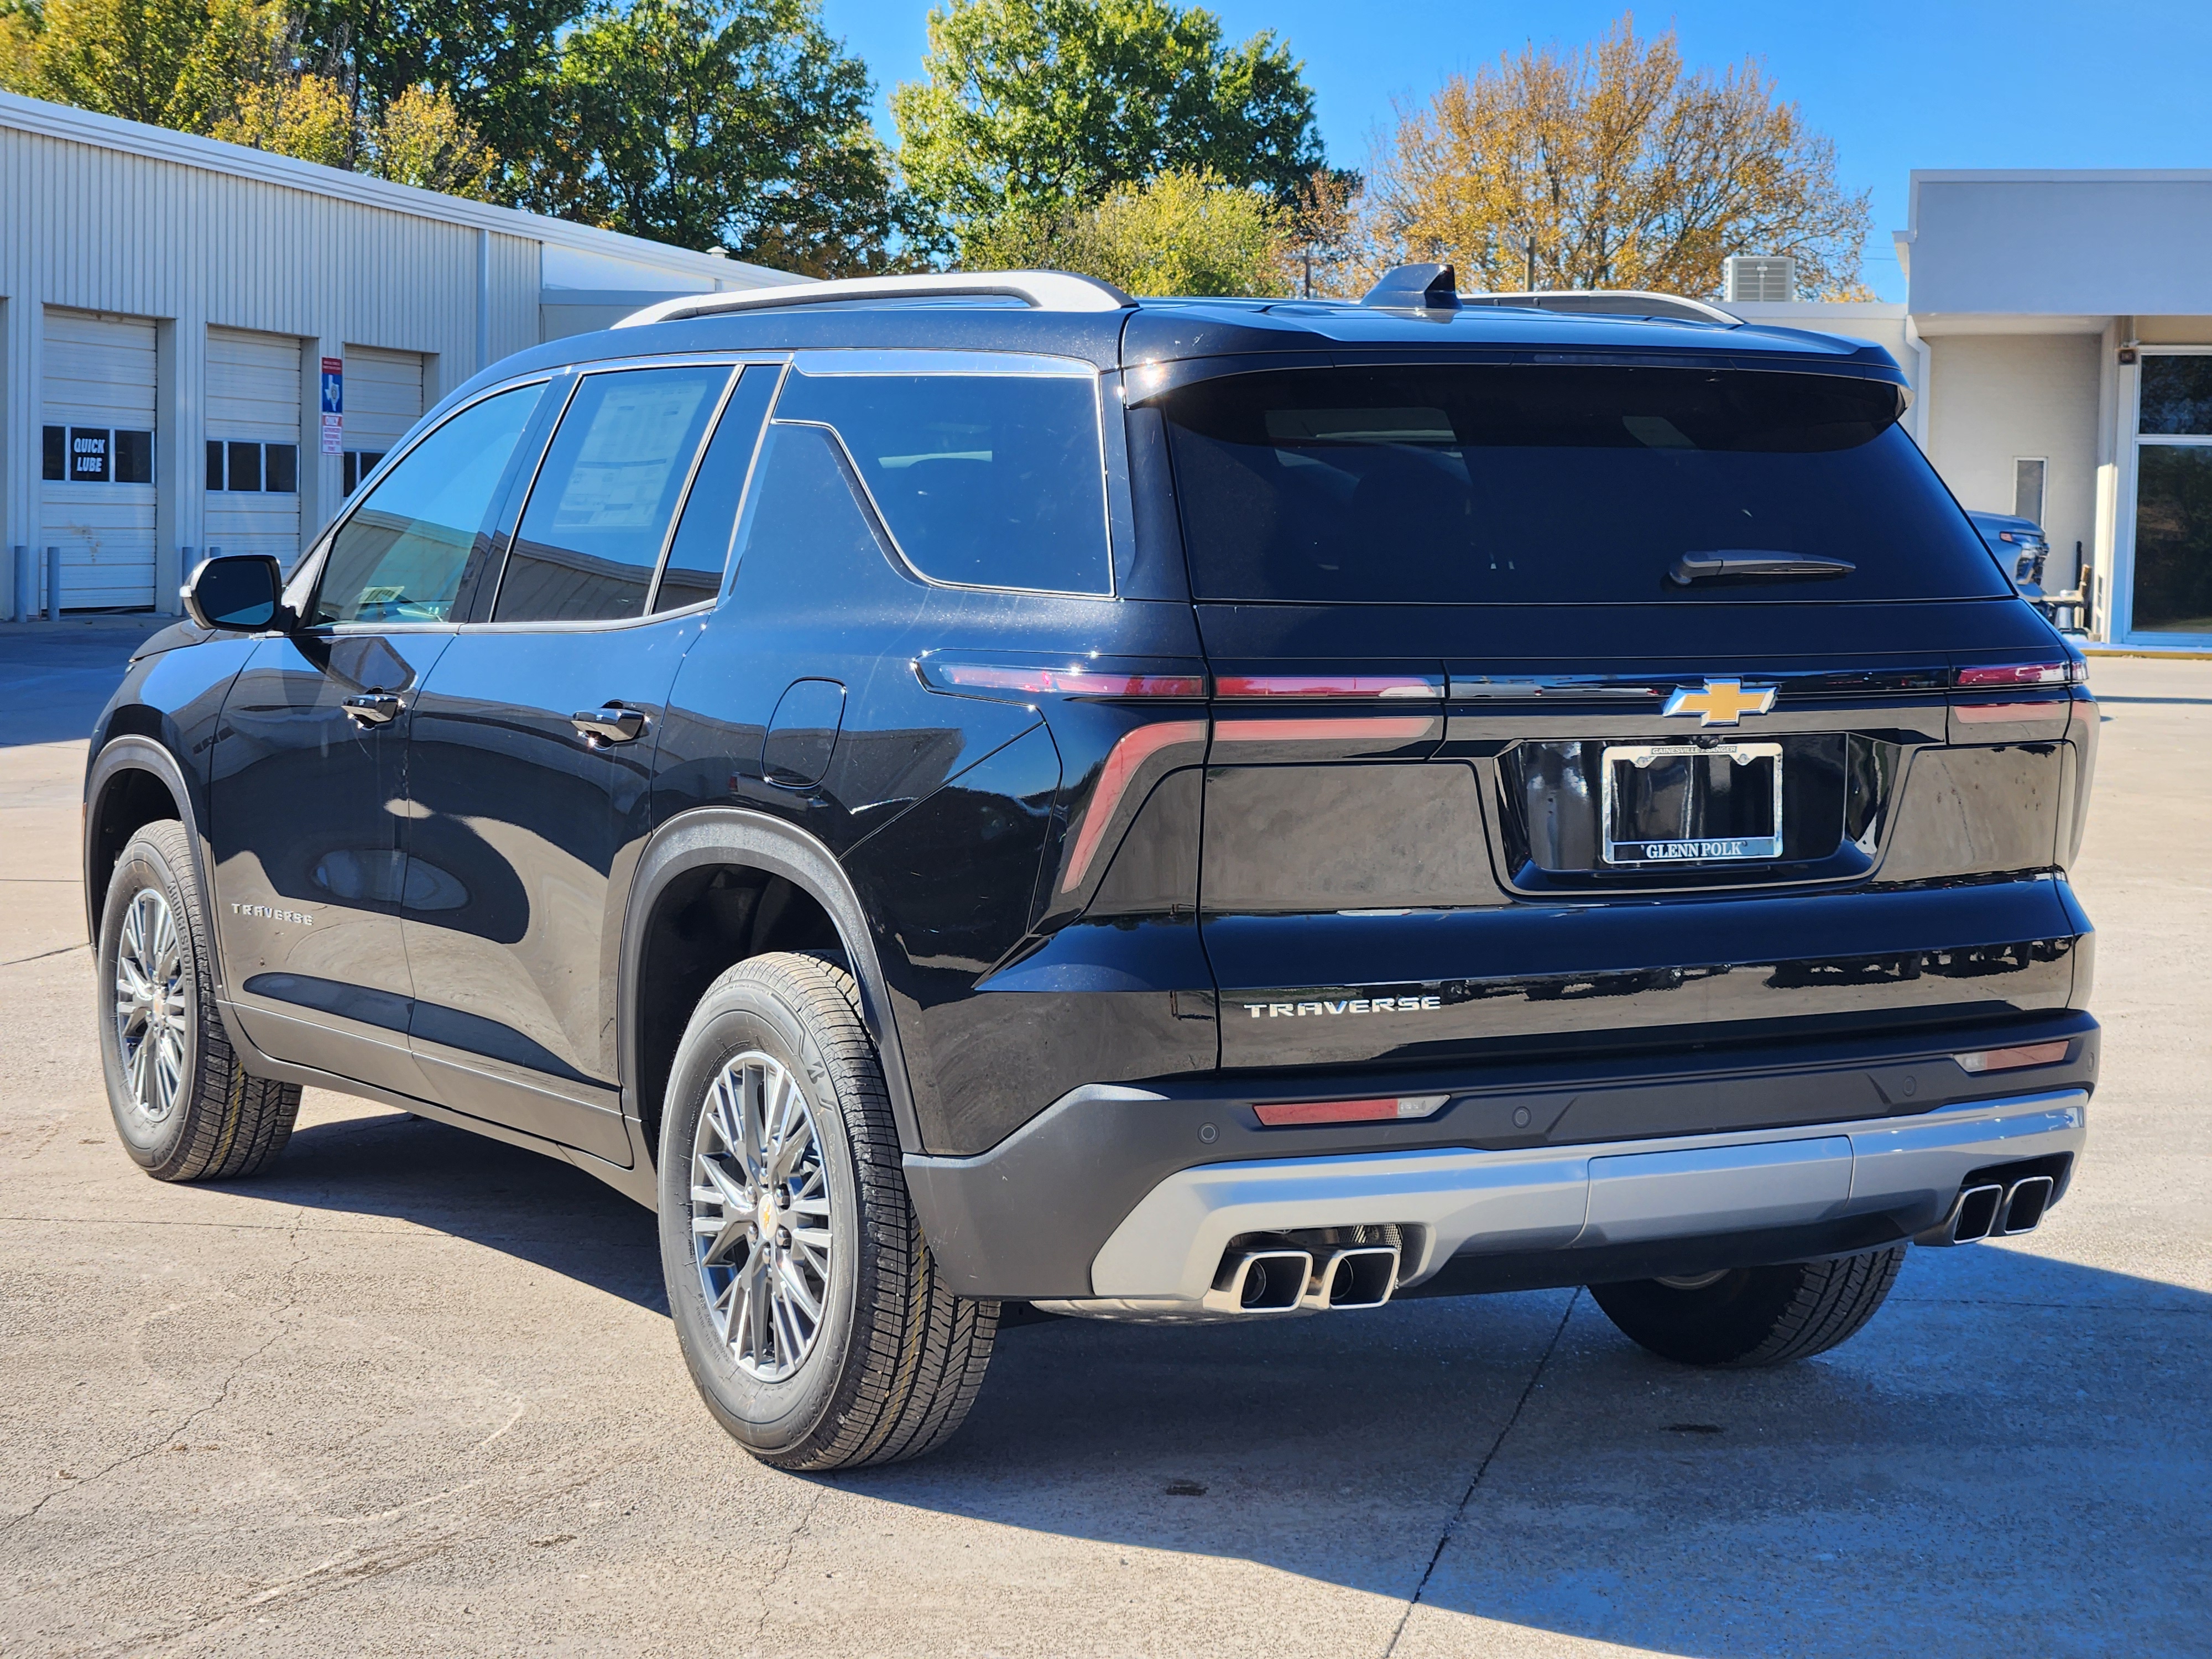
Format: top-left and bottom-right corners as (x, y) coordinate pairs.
(1254, 1094), (1449, 1126)
(1954, 1040), (2069, 1074)
(1213, 674), (1443, 700)
(922, 661), (1206, 698)
(1955, 662), (2074, 688)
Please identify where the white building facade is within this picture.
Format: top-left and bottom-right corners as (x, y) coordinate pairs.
(1, 91), (791, 617)
(1735, 169), (2212, 651)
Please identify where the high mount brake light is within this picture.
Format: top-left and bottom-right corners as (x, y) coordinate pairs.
(1213, 674), (1444, 700)
(1954, 1040), (2070, 1074)
(919, 660), (1206, 698)
(1253, 1094), (1451, 1128)
(1954, 661), (2081, 688)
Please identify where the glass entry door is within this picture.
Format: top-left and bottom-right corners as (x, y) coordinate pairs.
(2131, 353), (2212, 639)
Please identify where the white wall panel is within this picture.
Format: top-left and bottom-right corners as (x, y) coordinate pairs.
(1927, 334), (2102, 584)
(40, 307), (155, 608)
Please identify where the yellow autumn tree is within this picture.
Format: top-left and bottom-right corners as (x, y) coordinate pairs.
(964, 168), (1296, 297)
(1361, 15), (1872, 300)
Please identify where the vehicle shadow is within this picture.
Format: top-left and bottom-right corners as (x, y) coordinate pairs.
(233, 1105), (2208, 1655)
(244, 1108), (667, 1313)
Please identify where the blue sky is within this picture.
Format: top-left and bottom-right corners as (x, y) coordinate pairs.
(818, 0), (2212, 299)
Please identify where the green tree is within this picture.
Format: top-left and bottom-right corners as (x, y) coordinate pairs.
(966, 167), (1291, 296)
(0, 0), (283, 131)
(891, 0), (1323, 245)
(521, 0), (915, 274)
(293, 0), (576, 181)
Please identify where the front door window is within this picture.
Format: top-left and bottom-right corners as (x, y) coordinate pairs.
(2132, 354), (2212, 638)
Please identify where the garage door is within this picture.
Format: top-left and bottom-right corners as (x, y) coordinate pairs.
(341, 346), (427, 495)
(40, 309), (158, 611)
(206, 326), (301, 567)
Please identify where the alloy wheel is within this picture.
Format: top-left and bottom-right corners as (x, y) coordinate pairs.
(690, 1050), (834, 1382)
(113, 887), (187, 1121)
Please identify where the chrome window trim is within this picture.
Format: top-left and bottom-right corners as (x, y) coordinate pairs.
(787, 348), (1098, 378)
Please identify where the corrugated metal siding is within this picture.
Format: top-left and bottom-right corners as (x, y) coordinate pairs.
(1, 123), (531, 598)
(1, 103), (774, 614)
(40, 307), (156, 608)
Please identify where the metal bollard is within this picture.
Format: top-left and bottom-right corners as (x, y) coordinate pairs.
(45, 546), (60, 621)
(8, 545), (27, 622)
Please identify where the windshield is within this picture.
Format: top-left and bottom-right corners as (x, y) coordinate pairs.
(1159, 364), (2010, 604)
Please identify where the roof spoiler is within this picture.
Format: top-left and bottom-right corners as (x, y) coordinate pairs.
(615, 270), (1137, 328)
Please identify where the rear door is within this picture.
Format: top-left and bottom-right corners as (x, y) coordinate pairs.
(400, 361), (774, 1164)
(1155, 359), (2085, 1074)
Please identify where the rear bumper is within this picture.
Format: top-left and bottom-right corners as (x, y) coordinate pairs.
(907, 1023), (2095, 1301)
(1032, 1089), (2083, 1317)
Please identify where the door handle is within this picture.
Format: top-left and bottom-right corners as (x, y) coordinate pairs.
(571, 706), (647, 748)
(343, 692), (401, 728)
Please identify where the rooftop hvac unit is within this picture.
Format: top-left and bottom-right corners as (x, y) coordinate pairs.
(1724, 255), (1797, 303)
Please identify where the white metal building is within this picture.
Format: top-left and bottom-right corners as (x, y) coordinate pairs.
(1733, 170), (2212, 651)
(1, 90), (792, 617)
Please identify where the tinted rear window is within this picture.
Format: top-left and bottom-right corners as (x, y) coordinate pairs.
(1161, 365), (2010, 603)
(775, 368), (1110, 594)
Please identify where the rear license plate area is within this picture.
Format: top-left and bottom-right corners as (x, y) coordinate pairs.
(1601, 742), (1783, 865)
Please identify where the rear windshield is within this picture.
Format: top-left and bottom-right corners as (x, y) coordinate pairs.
(1160, 364), (2010, 604)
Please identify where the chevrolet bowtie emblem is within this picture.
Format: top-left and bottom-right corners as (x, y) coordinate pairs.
(1662, 678), (1777, 726)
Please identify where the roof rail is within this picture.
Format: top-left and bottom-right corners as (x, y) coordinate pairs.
(1460, 289), (1741, 326)
(615, 269), (1137, 328)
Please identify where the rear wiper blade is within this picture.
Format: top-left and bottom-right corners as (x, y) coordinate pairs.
(1668, 550), (1856, 587)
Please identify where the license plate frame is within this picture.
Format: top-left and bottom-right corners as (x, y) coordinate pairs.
(1600, 740), (1784, 866)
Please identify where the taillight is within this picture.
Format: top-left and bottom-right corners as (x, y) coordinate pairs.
(1254, 1094), (1451, 1127)
(1954, 661), (2083, 688)
(916, 656), (1207, 700)
(1954, 1039), (2069, 1074)
(1214, 674), (1444, 700)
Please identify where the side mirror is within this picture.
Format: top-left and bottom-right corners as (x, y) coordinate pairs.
(182, 554), (287, 632)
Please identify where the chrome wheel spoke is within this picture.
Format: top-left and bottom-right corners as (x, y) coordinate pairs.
(690, 1046), (833, 1383)
(113, 888), (186, 1122)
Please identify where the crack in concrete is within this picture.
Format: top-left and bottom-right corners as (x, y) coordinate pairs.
(73, 1452), (637, 1658)
(1381, 1288), (1578, 1659)
(0, 1225), (310, 1545)
(0, 940), (88, 968)
(751, 1480), (830, 1650)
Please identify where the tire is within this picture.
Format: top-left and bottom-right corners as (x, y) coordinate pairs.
(96, 820), (301, 1181)
(1588, 1245), (1906, 1368)
(656, 952), (997, 1470)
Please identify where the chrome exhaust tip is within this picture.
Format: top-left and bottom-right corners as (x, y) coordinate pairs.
(2000, 1174), (2056, 1235)
(1200, 1248), (1314, 1315)
(1948, 1182), (2006, 1243)
(1303, 1244), (1401, 1311)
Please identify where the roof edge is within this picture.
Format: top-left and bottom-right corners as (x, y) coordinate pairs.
(0, 89), (793, 287)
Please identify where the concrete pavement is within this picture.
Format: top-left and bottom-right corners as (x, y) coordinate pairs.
(0, 627), (2205, 1658)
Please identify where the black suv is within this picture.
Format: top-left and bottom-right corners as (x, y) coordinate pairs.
(85, 265), (2096, 1470)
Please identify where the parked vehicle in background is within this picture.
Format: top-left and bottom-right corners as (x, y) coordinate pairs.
(83, 264), (2098, 1472)
(1970, 509), (2051, 594)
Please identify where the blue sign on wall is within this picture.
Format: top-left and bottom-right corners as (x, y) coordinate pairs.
(320, 356), (343, 455)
